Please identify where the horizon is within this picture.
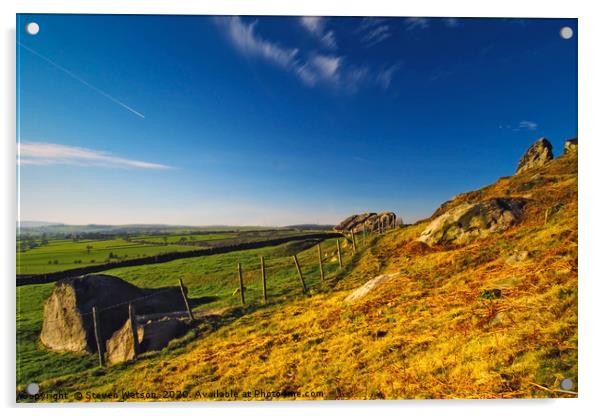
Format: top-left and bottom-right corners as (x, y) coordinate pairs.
(16, 220), (337, 227)
(17, 15), (577, 226)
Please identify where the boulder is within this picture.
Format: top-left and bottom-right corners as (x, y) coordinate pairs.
(105, 318), (142, 365)
(335, 213), (373, 231)
(105, 316), (188, 365)
(516, 137), (553, 174)
(40, 274), (186, 353)
(344, 272), (400, 302)
(418, 198), (527, 246)
(334, 212), (401, 233)
(564, 137), (578, 154)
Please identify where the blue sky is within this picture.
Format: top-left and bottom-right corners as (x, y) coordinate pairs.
(16, 15), (577, 226)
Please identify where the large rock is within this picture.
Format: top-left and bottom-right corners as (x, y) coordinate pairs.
(105, 318), (142, 365)
(516, 137), (553, 174)
(334, 212), (400, 233)
(344, 272), (400, 302)
(40, 274), (186, 353)
(418, 198), (527, 246)
(564, 137), (578, 154)
(105, 316), (188, 365)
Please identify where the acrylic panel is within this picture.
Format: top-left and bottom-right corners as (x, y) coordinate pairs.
(16, 14), (578, 402)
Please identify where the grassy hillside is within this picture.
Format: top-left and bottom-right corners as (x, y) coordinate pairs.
(18, 151), (577, 400)
(16, 237), (352, 387)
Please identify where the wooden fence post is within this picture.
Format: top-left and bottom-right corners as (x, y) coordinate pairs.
(237, 263), (246, 305)
(260, 256), (267, 303)
(92, 306), (105, 367)
(317, 244), (325, 281)
(178, 278), (194, 321)
(336, 239), (343, 269)
(128, 303), (139, 359)
(351, 230), (357, 253)
(292, 255), (307, 294)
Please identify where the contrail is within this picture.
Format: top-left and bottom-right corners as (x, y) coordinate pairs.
(18, 42), (145, 119)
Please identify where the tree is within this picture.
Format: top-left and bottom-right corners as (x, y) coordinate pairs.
(86, 245), (93, 254)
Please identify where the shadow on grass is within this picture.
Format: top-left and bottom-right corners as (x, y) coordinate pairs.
(188, 295), (219, 308)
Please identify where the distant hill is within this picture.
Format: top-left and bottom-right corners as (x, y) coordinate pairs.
(16, 222), (281, 238)
(285, 224), (334, 231)
(18, 221), (64, 228)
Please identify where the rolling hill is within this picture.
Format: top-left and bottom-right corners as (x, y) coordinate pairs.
(20, 143), (577, 401)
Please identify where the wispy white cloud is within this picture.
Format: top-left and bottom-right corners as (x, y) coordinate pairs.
(218, 17), (398, 92)
(18, 142), (172, 170)
(297, 54), (342, 86)
(375, 63), (402, 89)
(220, 17), (299, 69)
(357, 18), (392, 47)
(499, 120), (539, 132)
(405, 17), (430, 31)
(517, 120), (538, 131)
(299, 16), (337, 49)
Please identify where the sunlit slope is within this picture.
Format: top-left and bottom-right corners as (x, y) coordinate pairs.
(38, 151), (577, 400)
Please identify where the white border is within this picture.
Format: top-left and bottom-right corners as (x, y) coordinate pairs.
(2, 1), (601, 415)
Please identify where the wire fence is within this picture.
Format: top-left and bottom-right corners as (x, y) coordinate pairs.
(20, 226), (398, 368)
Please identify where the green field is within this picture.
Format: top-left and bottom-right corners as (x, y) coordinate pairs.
(131, 232), (238, 244)
(16, 238), (199, 275)
(16, 236), (355, 387)
(130, 229), (317, 246)
(16, 229), (325, 275)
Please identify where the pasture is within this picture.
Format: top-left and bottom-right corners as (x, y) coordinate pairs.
(16, 238), (199, 275)
(16, 236), (354, 387)
(16, 229), (323, 275)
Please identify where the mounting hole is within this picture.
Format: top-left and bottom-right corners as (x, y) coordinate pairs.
(26, 382), (40, 395)
(560, 378), (573, 390)
(26, 22), (40, 36)
(560, 26), (573, 40)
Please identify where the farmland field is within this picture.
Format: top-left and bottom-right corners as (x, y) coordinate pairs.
(16, 235), (355, 387)
(16, 229), (326, 275)
(16, 238), (199, 275)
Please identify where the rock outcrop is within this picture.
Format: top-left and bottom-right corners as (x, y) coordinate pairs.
(40, 274), (186, 353)
(564, 137), (578, 154)
(344, 272), (400, 302)
(418, 198), (527, 246)
(334, 212), (400, 233)
(516, 137), (553, 174)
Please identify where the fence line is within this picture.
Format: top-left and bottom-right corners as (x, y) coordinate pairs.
(29, 229), (387, 329)
(31, 229), (394, 368)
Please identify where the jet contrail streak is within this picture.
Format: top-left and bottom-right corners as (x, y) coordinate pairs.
(18, 42), (145, 119)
